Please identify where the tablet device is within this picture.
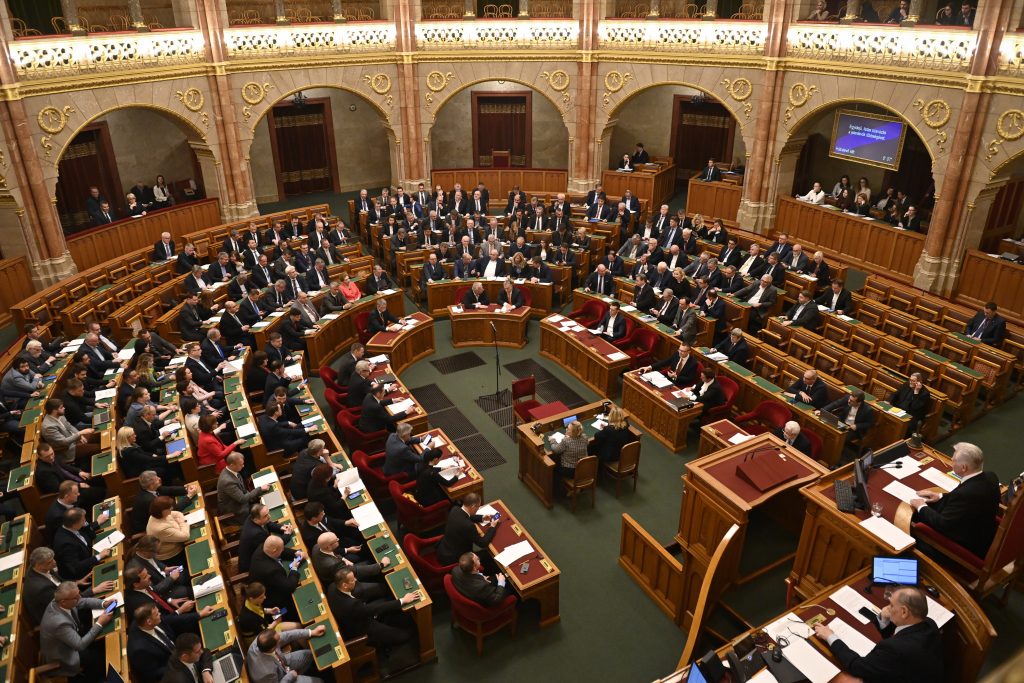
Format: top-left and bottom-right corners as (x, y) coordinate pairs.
(562, 415), (578, 427)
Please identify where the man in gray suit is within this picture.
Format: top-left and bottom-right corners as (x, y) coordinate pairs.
(673, 296), (698, 343)
(40, 581), (115, 680)
(216, 453), (269, 524)
(246, 627), (324, 683)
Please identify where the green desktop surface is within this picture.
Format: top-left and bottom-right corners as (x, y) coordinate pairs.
(91, 450), (116, 477)
(93, 559), (120, 591)
(199, 611), (232, 651)
(5, 465), (32, 492)
(18, 407), (42, 428)
(0, 583), (17, 614)
(309, 619), (346, 668)
(292, 580), (327, 624)
(368, 535), (401, 568)
(385, 566), (422, 607)
(186, 539), (214, 576)
(360, 523), (386, 540)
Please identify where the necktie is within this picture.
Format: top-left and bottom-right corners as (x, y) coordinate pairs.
(147, 588), (175, 613)
(104, 212), (110, 221)
(597, 276), (603, 292)
(58, 462), (84, 483)
(70, 607), (81, 630)
(155, 626), (174, 651)
(660, 300), (669, 315)
(676, 355), (685, 374)
(973, 319), (986, 339)
(165, 243), (171, 257)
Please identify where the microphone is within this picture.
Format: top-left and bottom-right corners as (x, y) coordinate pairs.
(489, 321), (497, 332)
(744, 446), (777, 463)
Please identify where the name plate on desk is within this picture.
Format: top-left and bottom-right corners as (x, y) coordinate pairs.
(735, 450), (799, 492)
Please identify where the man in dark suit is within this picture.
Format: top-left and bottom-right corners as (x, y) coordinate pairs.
(158, 632), (215, 683)
(384, 423), (435, 478)
(816, 278), (853, 315)
(177, 293), (214, 343)
(820, 389), (875, 448)
(553, 244), (575, 266)
(497, 280), (525, 309)
(327, 566), (417, 648)
(631, 142), (650, 165)
(36, 444), (108, 514)
(734, 274), (778, 331)
(127, 604), (179, 683)
(910, 441), (1000, 559)
(368, 298), (401, 334)
(415, 450), (458, 507)
(644, 341), (700, 388)
(632, 273), (656, 312)
(346, 362), (374, 408)
(364, 265), (395, 295)
(436, 493), (500, 565)
(693, 367), (726, 418)
(53, 507), (108, 581)
(359, 383), (409, 433)
(25, 546), (114, 627)
(964, 302), (1006, 345)
(596, 301), (628, 342)
(421, 253), (447, 289)
(760, 252), (785, 287)
(767, 233), (793, 262)
(889, 372), (931, 436)
(126, 535), (192, 601)
(451, 552), (511, 607)
(461, 282), (490, 309)
(249, 536), (302, 610)
(774, 421), (812, 457)
(699, 158), (722, 182)
(237, 504), (296, 573)
(584, 265), (614, 296)
(583, 184), (604, 208)
(813, 587), (942, 683)
(651, 289), (679, 326)
(151, 233), (176, 261)
(711, 328), (749, 366)
(781, 289), (821, 330)
(718, 238), (743, 269)
(701, 288), (728, 342)
(258, 401), (309, 456)
(336, 343), (364, 386)
(476, 248), (507, 279)
(94, 200), (116, 225)
(783, 369), (829, 409)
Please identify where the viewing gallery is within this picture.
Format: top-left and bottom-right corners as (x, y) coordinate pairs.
(1, 0), (1024, 682)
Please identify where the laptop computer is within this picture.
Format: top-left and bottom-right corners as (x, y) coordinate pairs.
(817, 409), (847, 430)
(562, 416), (578, 427)
(212, 651), (241, 683)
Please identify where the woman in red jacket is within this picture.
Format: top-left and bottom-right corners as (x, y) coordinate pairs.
(196, 414), (244, 473)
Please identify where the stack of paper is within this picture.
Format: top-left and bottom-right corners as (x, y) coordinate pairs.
(919, 468), (959, 492)
(728, 433), (754, 445)
(335, 468), (365, 494)
(548, 432), (565, 445)
(351, 502), (385, 530)
(368, 354), (389, 364)
(477, 504), (499, 518)
(223, 359), (244, 374)
(706, 351), (729, 362)
(322, 313), (341, 320)
(859, 515), (915, 551)
(451, 305), (464, 314)
(116, 349), (135, 361)
(93, 530), (125, 553)
(95, 388), (117, 400)
(436, 457), (461, 471)
(882, 479), (919, 504)
(237, 423), (257, 438)
(268, 311), (285, 318)
(183, 509), (206, 526)
(387, 398), (415, 415)
(261, 490), (285, 509)
(193, 574), (224, 599)
(91, 591), (125, 619)
(764, 613), (840, 683)
(829, 585), (877, 624)
(0, 550), (25, 573)
(642, 371), (673, 388)
(159, 422), (182, 436)
(284, 364), (304, 379)
(252, 470), (279, 488)
(607, 351), (628, 361)
(548, 314), (565, 323)
(494, 540), (533, 567)
(826, 618), (876, 656)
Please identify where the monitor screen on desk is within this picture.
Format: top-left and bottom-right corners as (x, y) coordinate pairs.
(687, 661), (709, 683)
(872, 556), (918, 585)
(562, 416), (578, 427)
(853, 454), (872, 511)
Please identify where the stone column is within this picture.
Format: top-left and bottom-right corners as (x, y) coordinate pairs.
(394, 0), (426, 189)
(275, 0), (289, 25)
(646, 0), (660, 19)
(913, 0), (1011, 294)
(518, 0), (530, 18)
(839, 0), (859, 23)
(128, 0), (149, 31)
(702, 0), (718, 20)
(569, 0), (599, 193)
(901, 0), (921, 26)
(465, 0), (476, 19)
(332, 0), (347, 22)
(60, 0), (88, 35)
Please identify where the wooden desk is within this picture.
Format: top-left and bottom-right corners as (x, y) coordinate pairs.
(686, 175), (742, 223)
(425, 277), (553, 319)
(414, 428), (484, 501)
(516, 400), (641, 508)
(302, 290), (404, 372)
(956, 249), (1024, 326)
(775, 196), (925, 284)
(578, 286), (716, 353)
(789, 441), (954, 604)
(698, 419), (751, 457)
(430, 168), (569, 198)
(657, 558), (994, 683)
(675, 433), (828, 629)
(621, 369), (703, 453)
(365, 312), (435, 376)
(602, 164), (676, 209)
(368, 362), (428, 434)
(448, 304), (530, 348)
(480, 499), (561, 627)
(539, 316), (630, 397)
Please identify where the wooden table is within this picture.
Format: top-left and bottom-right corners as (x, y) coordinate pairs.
(788, 441), (954, 604)
(368, 362), (429, 434)
(366, 312), (436, 376)
(601, 163), (676, 210)
(698, 418), (752, 457)
(480, 499), (561, 627)
(516, 400), (641, 508)
(425, 278), (553, 319)
(539, 315), (630, 398)
(621, 369), (704, 453)
(414, 428), (485, 501)
(448, 304), (530, 348)
(577, 286), (716, 353)
(685, 174), (742, 223)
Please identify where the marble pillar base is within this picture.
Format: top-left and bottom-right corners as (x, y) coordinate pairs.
(736, 200), (775, 235)
(31, 252), (78, 288)
(913, 250), (959, 297)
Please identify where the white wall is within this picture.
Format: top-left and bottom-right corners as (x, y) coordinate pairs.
(98, 108), (194, 198)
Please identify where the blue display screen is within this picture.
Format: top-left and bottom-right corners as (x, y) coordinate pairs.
(830, 111), (906, 170)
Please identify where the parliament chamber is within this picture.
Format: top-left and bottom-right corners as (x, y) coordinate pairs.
(2, 0), (1024, 682)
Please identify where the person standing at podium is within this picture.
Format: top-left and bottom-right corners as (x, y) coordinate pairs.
(813, 586), (943, 683)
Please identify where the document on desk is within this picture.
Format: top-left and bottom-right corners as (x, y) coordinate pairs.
(882, 479), (919, 504)
(335, 467), (365, 493)
(826, 618), (876, 657)
(193, 573), (224, 599)
(918, 468), (959, 492)
(368, 354), (389, 365)
(236, 422), (257, 438)
(547, 314), (565, 323)
(284, 363), (304, 379)
(926, 595), (955, 628)
(642, 371), (673, 388)
(93, 530), (125, 553)
(0, 550), (24, 573)
(476, 504), (499, 519)
(728, 433), (754, 445)
(351, 502), (385, 530)
(387, 398), (415, 415)
(183, 509), (206, 526)
(261, 490), (285, 509)
(706, 351), (729, 362)
(252, 469), (278, 488)
(607, 351), (629, 361)
(859, 515), (915, 551)
(95, 388), (117, 400)
(91, 591), (124, 620)
(494, 540), (533, 567)
(886, 455), (922, 480)
(765, 614), (839, 683)
(829, 586), (877, 624)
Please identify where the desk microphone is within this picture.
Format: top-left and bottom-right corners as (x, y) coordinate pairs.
(744, 446), (777, 463)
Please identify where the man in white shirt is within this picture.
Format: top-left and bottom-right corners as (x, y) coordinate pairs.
(483, 249), (502, 278)
(738, 243), (762, 277)
(798, 182), (827, 204)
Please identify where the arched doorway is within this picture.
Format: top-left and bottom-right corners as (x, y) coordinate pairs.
(429, 80), (570, 170)
(247, 86), (394, 204)
(54, 106), (206, 233)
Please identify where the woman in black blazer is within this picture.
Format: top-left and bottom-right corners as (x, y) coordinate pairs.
(589, 406), (638, 463)
(694, 367), (726, 418)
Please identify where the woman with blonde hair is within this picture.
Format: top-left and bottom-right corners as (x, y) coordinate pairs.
(116, 425), (170, 478)
(589, 405), (638, 462)
(670, 267), (691, 299)
(551, 419), (589, 478)
(690, 213), (706, 238)
(135, 353), (162, 390)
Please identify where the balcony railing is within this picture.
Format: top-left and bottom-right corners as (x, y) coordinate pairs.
(415, 19), (579, 50)
(9, 30), (206, 80)
(223, 22), (396, 57)
(597, 19), (766, 54)
(787, 24), (977, 73)
(999, 32), (1024, 76)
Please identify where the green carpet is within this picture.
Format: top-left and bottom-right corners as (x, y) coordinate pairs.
(308, 290), (1024, 682)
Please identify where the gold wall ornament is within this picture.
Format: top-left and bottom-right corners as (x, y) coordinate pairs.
(602, 71), (632, 108)
(241, 82), (273, 106)
(425, 71), (454, 93)
(37, 105), (76, 135)
(783, 83), (818, 128)
(540, 70), (570, 92)
(720, 77), (752, 102)
(0, 150), (6, 189)
(913, 99), (951, 129)
(175, 88), (204, 113)
(984, 109), (1024, 162)
(364, 73), (392, 95)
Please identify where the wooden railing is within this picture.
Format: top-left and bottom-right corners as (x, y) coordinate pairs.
(67, 199), (222, 271)
(429, 168), (568, 201)
(0, 257), (36, 327)
(618, 513), (685, 624)
(955, 250), (1024, 326)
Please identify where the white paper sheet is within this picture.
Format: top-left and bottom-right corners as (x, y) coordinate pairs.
(91, 591), (125, 620)
(116, 349), (135, 361)
(607, 351), (629, 361)
(351, 502), (385, 530)
(322, 313), (341, 320)
(193, 573), (224, 599)
(925, 595), (955, 628)
(728, 433), (754, 445)
(476, 504), (498, 519)
(859, 515), (915, 551)
(0, 550), (24, 572)
(94, 388), (117, 400)
(918, 468), (959, 493)
(93, 530), (125, 553)
(882, 479), (919, 504)
(183, 509), (206, 526)
(251, 470), (278, 488)
(764, 614), (840, 683)
(621, 305), (637, 312)
(335, 468), (365, 494)
(494, 540), (533, 567)
(261, 490), (285, 509)
(642, 371), (673, 388)
(547, 314), (565, 323)
(431, 435), (445, 449)
(706, 352), (729, 362)
(886, 455), (922, 480)
(236, 422), (257, 438)
(829, 585), (877, 624)
(387, 398), (414, 415)
(548, 432), (565, 445)
(436, 457), (460, 471)
(367, 354), (389, 364)
(826, 618), (876, 657)
(159, 422), (182, 435)
(284, 363), (304, 379)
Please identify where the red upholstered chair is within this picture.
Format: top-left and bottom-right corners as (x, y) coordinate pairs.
(734, 400), (792, 435)
(704, 375), (738, 422)
(567, 300), (607, 328)
(912, 493), (1024, 603)
(516, 286), (532, 309)
(802, 428), (823, 461)
(443, 574), (518, 654)
(354, 311), (372, 344)
(511, 376), (542, 424)
(611, 316), (637, 349)
(453, 285), (471, 305)
(324, 388), (346, 422)
(338, 410), (387, 454)
(351, 449), (407, 499)
(619, 328), (658, 369)
(402, 533), (455, 595)
(319, 365), (344, 393)
(389, 480), (451, 535)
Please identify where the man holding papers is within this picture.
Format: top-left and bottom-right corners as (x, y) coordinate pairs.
(813, 586), (943, 682)
(436, 493), (501, 565)
(910, 442), (1001, 559)
(594, 301), (628, 342)
(641, 341), (699, 388)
